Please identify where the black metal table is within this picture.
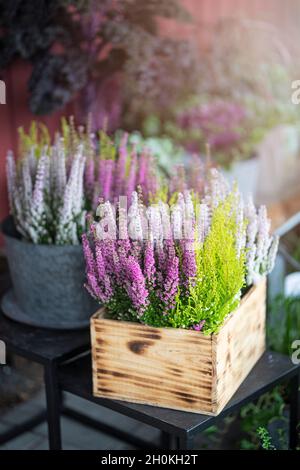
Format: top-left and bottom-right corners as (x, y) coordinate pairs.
(58, 351), (300, 450)
(1, 305), (299, 450)
(0, 311), (90, 449)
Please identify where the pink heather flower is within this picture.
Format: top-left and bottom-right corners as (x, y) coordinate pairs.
(94, 239), (105, 279)
(170, 165), (186, 195)
(124, 255), (149, 316)
(137, 149), (148, 187)
(145, 159), (158, 200)
(102, 160), (114, 201)
(97, 159), (106, 187)
(82, 233), (96, 277)
(114, 132), (128, 198)
(180, 240), (197, 291)
(161, 254), (179, 314)
(126, 147), (137, 201)
(160, 240), (179, 314)
(187, 154), (205, 196)
(192, 320), (205, 331)
(86, 271), (103, 300)
(144, 241), (156, 287)
(85, 156), (95, 200)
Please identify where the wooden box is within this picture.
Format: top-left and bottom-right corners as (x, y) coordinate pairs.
(91, 279), (266, 415)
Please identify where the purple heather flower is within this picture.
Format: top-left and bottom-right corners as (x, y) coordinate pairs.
(192, 320), (205, 331)
(102, 160), (114, 201)
(85, 156), (95, 200)
(180, 240), (197, 291)
(124, 255), (149, 316)
(170, 165), (186, 195)
(161, 254), (179, 314)
(137, 149), (148, 188)
(126, 148), (137, 201)
(82, 233), (96, 277)
(86, 271), (103, 300)
(144, 241), (156, 287)
(114, 132), (128, 198)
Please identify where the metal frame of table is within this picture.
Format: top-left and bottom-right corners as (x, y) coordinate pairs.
(0, 312), (90, 450)
(1, 312), (299, 450)
(56, 351), (300, 450)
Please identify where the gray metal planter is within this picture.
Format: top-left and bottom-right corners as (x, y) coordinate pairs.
(1, 217), (98, 330)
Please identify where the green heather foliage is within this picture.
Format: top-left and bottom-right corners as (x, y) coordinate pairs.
(169, 197), (246, 333)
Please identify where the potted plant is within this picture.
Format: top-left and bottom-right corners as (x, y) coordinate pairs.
(2, 119), (159, 329)
(85, 169), (278, 414)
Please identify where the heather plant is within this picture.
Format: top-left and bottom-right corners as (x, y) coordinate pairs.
(6, 119), (160, 245)
(6, 143), (86, 245)
(83, 169), (278, 333)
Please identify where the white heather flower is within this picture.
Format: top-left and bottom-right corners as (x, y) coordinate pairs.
(146, 205), (162, 241)
(159, 201), (172, 240)
(197, 203), (210, 244)
(31, 154), (47, 217)
(246, 242), (257, 285)
(171, 197), (184, 240)
(256, 205), (271, 268)
(183, 191), (195, 239)
(235, 196), (246, 259)
(51, 137), (66, 200)
(244, 196), (258, 284)
(206, 168), (229, 208)
(21, 156), (33, 213)
(73, 146), (86, 214)
(95, 201), (117, 240)
(267, 235), (279, 274)
(128, 192), (144, 240)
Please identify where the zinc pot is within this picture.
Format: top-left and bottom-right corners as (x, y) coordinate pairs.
(91, 280), (266, 415)
(1, 216), (98, 330)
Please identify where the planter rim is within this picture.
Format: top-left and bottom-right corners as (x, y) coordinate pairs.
(1, 216), (82, 251)
(91, 279), (264, 338)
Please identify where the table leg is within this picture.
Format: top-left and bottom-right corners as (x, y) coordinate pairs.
(160, 431), (173, 449)
(44, 362), (62, 450)
(176, 434), (193, 450)
(289, 372), (300, 450)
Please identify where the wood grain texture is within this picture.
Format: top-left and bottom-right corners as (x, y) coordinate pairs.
(91, 279), (266, 415)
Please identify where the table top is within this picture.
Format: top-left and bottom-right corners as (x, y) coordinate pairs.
(0, 310), (91, 364)
(59, 351), (300, 437)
